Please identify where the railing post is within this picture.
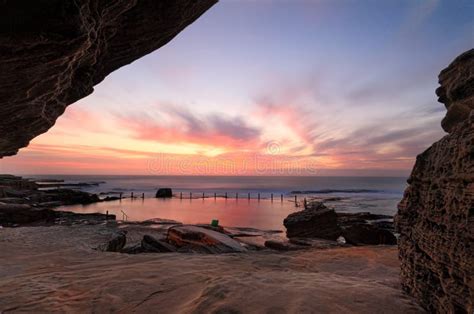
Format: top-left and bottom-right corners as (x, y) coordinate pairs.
(258, 193), (260, 201)
(281, 194), (283, 202)
(271, 193), (273, 202)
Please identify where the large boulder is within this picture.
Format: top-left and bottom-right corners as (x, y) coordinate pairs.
(0, 0), (217, 157)
(167, 225), (247, 254)
(155, 188), (173, 198)
(395, 49), (474, 313)
(98, 231), (127, 252)
(283, 202), (342, 240)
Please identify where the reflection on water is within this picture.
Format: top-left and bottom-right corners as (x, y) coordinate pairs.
(60, 198), (299, 230)
(58, 193), (400, 231)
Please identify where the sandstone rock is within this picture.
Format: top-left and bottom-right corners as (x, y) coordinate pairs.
(155, 188), (173, 198)
(141, 235), (176, 253)
(98, 231), (127, 252)
(283, 202), (342, 240)
(435, 49), (474, 133)
(0, 0), (217, 157)
(395, 50), (474, 313)
(167, 225), (247, 254)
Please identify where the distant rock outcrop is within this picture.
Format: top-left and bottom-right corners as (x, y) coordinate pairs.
(283, 201), (396, 245)
(395, 49), (474, 313)
(0, 0), (217, 157)
(156, 188), (173, 198)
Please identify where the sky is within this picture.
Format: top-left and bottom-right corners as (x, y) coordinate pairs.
(1, 0), (473, 176)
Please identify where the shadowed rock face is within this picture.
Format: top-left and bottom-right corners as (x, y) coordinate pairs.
(0, 0), (217, 157)
(396, 49), (474, 313)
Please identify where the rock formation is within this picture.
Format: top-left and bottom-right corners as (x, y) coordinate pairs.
(167, 225), (247, 254)
(395, 49), (474, 313)
(284, 201), (397, 245)
(0, 0), (217, 157)
(156, 188), (173, 198)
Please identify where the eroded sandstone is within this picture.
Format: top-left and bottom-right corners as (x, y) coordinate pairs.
(0, 0), (217, 157)
(396, 49), (474, 313)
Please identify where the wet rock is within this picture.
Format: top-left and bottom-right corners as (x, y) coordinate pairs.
(342, 224), (397, 245)
(98, 231), (127, 252)
(141, 235), (176, 253)
(155, 188), (173, 198)
(283, 202), (342, 240)
(167, 225), (247, 254)
(396, 49), (474, 313)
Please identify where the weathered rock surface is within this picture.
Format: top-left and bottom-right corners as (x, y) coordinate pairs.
(283, 201), (396, 245)
(0, 0), (217, 157)
(436, 49), (474, 133)
(98, 231), (127, 252)
(155, 188), (173, 198)
(283, 202), (342, 240)
(395, 49), (474, 313)
(167, 225), (247, 254)
(141, 235), (176, 253)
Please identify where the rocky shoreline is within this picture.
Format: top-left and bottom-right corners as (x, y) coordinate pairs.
(1, 175), (399, 256)
(0, 175), (116, 227)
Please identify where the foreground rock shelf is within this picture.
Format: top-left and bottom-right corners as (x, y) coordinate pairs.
(0, 224), (423, 313)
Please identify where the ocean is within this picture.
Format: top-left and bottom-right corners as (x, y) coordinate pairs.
(30, 175), (408, 230)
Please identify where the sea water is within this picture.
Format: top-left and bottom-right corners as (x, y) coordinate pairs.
(30, 175), (407, 230)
